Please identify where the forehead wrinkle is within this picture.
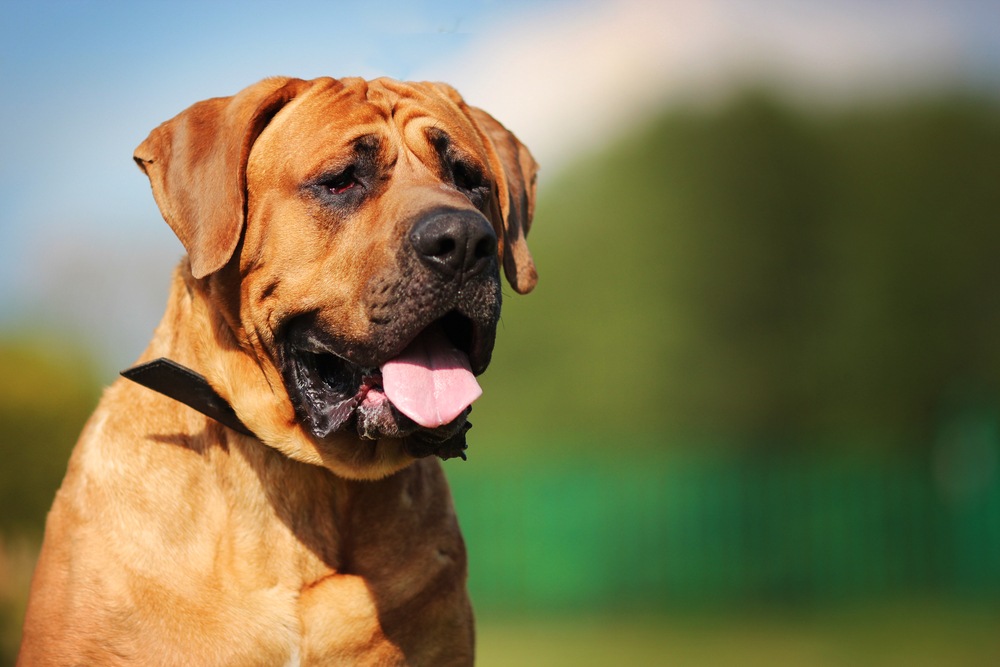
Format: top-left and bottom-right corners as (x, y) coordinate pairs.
(391, 102), (432, 126)
(395, 122), (444, 178)
(350, 133), (381, 156)
(389, 105), (458, 177)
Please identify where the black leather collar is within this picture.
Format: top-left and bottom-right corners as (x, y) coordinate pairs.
(121, 358), (254, 437)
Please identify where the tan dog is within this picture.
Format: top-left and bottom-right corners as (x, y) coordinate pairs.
(18, 77), (537, 666)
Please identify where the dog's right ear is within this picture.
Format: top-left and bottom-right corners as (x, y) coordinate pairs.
(134, 77), (314, 279)
(465, 106), (539, 295)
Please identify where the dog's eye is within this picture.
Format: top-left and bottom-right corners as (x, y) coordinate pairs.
(450, 161), (482, 192)
(323, 169), (359, 195)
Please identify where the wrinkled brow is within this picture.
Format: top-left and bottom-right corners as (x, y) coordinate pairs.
(350, 133), (383, 159)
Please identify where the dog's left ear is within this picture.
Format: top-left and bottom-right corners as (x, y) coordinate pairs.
(134, 77), (314, 279)
(465, 105), (539, 294)
(427, 83), (538, 293)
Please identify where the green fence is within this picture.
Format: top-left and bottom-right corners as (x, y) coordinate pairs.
(448, 447), (1000, 613)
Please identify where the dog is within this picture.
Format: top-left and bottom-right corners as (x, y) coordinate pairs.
(18, 76), (537, 666)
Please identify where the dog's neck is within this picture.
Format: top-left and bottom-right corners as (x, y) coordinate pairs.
(123, 263), (269, 434)
(121, 357), (254, 436)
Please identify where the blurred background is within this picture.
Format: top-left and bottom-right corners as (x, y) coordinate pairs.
(3, 0), (1000, 664)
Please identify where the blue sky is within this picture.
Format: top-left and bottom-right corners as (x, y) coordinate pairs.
(0, 1), (529, 262)
(2, 0), (998, 370)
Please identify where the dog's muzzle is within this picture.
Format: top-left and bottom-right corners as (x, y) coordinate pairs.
(279, 207), (502, 460)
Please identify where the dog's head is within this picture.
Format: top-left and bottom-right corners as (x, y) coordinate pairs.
(134, 77), (537, 479)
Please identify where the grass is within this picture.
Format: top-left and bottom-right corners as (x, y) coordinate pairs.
(475, 603), (1000, 667)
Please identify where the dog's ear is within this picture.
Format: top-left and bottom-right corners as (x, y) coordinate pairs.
(134, 77), (313, 279)
(465, 105), (539, 294)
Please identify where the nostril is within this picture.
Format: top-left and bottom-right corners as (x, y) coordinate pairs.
(434, 238), (457, 257)
(473, 236), (494, 260)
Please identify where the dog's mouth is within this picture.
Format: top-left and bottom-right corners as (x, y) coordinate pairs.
(281, 310), (493, 459)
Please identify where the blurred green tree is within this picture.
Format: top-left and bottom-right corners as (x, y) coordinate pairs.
(475, 91), (1000, 452)
(0, 337), (100, 537)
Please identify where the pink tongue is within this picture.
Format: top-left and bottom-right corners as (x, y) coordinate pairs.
(380, 326), (482, 429)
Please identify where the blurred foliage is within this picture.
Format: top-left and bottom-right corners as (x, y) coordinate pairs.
(475, 603), (1000, 667)
(0, 538), (35, 662)
(476, 90), (1000, 453)
(0, 335), (99, 661)
(0, 335), (101, 537)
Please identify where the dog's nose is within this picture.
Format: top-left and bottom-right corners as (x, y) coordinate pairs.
(410, 209), (497, 279)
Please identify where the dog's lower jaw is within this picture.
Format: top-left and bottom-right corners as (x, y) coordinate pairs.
(404, 420), (471, 460)
(226, 379), (461, 480)
(220, 370), (420, 481)
(244, 421), (414, 481)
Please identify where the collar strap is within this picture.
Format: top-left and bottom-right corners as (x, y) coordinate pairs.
(121, 358), (255, 437)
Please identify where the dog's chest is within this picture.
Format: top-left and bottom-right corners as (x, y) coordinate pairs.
(292, 572), (410, 665)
